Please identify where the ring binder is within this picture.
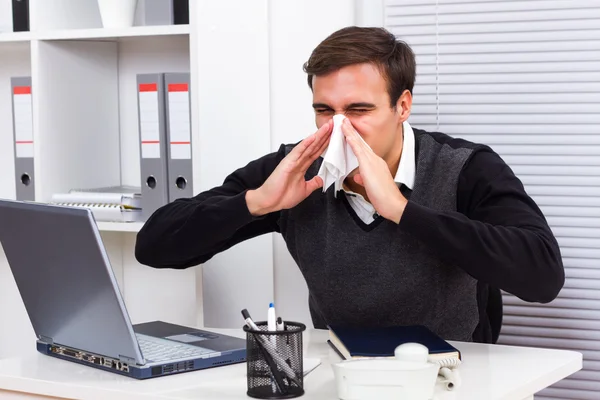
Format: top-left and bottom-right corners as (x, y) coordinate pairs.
(137, 74), (170, 220)
(11, 76), (35, 201)
(164, 72), (194, 202)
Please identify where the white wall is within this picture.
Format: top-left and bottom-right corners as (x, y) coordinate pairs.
(268, 0), (356, 327)
(190, 0), (274, 328)
(190, 0), (359, 328)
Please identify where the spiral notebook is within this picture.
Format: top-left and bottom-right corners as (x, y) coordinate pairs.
(50, 186), (142, 223)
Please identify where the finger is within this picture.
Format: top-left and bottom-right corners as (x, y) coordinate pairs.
(288, 133), (317, 162)
(315, 132), (332, 158)
(295, 120), (332, 162)
(341, 120), (367, 160)
(353, 174), (365, 187)
(342, 119), (371, 154)
(307, 119), (333, 157)
(305, 175), (324, 194)
(299, 133), (331, 171)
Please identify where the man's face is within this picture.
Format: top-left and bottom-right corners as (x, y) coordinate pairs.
(311, 63), (405, 176)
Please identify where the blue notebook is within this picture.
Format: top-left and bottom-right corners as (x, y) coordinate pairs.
(327, 325), (461, 362)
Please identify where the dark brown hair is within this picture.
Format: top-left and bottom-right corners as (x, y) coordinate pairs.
(303, 26), (416, 108)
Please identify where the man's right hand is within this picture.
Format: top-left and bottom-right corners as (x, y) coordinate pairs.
(246, 119), (333, 216)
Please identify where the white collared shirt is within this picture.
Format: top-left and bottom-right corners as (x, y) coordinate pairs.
(343, 121), (416, 225)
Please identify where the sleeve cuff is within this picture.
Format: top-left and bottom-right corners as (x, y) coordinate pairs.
(398, 200), (438, 237)
(231, 189), (269, 224)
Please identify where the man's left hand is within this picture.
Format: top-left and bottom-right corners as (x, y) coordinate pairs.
(341, 118), (408, 224)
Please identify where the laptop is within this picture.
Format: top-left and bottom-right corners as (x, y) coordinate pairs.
(0, 199), (247, 379)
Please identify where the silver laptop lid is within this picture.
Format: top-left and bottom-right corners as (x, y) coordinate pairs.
(0, 200), (145, 365)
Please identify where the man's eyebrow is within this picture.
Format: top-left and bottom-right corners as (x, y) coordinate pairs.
(312, 102), (376, 109)
(346, 102), (376, 109)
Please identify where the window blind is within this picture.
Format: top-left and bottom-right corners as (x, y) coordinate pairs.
(385, 1), (600, 399)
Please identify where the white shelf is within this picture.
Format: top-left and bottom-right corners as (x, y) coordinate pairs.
(0, 32), (32, 43)
(37, 24), (190, 41)
(96, 221), (144, 233)
(0, 25), (189, 43)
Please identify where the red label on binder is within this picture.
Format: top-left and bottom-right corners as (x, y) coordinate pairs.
(168, 83), (188, 92)
(139, 83), (158, 92)
(13, 86), (31, 95)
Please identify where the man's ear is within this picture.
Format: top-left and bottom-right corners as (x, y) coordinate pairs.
(395, 89), (412, 123)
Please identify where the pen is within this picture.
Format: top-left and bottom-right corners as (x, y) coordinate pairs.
(241, 309), (301, 387)
(268, 303), (277, 332)
(267, 303), (277, 393)
(275, 317), (284, 363)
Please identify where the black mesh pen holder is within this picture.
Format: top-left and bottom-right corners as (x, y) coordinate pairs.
(244, 321), (306, 399)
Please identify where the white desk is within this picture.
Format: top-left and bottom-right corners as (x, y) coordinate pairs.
(0, 329), (582, 400)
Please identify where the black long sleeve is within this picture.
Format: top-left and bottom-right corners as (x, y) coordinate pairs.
(134, 145), (286, 269)
(398, 148), (565, 303)
(136, 140), (565, 305)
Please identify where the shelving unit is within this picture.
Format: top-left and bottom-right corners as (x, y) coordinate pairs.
(0, 0), (200, 358)
(0, 2), (191, 232)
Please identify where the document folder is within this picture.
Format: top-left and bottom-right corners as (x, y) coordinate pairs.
(11, 76), (35, 201)
(136, 74), (169, 220)
(164, 72), (194, 202)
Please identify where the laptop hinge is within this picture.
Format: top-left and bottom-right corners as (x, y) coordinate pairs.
(119, 355), (136, 364)
(39, 335), (53, 345)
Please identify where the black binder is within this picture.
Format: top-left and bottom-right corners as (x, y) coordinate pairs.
(12, 0), (29, 32)
(172, 0), (188, 24)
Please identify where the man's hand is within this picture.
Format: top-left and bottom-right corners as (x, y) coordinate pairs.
(341, 118), (408, 224)
(246, 119), (333, 216)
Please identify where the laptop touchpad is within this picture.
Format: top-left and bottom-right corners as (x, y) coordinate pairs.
(166, 333), (209, 343)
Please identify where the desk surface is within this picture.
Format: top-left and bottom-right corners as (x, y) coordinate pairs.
(0, 328), (582, 400)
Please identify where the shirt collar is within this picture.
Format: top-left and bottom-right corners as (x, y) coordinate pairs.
(394, 120), (415, 190)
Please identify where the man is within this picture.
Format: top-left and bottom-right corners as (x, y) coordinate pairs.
(135, 26), (564, 343)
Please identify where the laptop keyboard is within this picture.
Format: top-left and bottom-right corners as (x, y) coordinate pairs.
(136, 334), (215, 362)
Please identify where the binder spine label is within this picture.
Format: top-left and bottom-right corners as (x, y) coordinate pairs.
(13, 85), (33, 158)
(167, 83), (191, 160)
(138, 83), (161, 159)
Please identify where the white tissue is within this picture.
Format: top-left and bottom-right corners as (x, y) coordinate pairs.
(317, 114), (368, 193)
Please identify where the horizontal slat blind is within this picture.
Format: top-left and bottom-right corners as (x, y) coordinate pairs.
(385, 1), (600, 399)
(385, 0), (438, 130)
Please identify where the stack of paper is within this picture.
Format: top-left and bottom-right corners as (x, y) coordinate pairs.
(50, 186), (142, 223)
